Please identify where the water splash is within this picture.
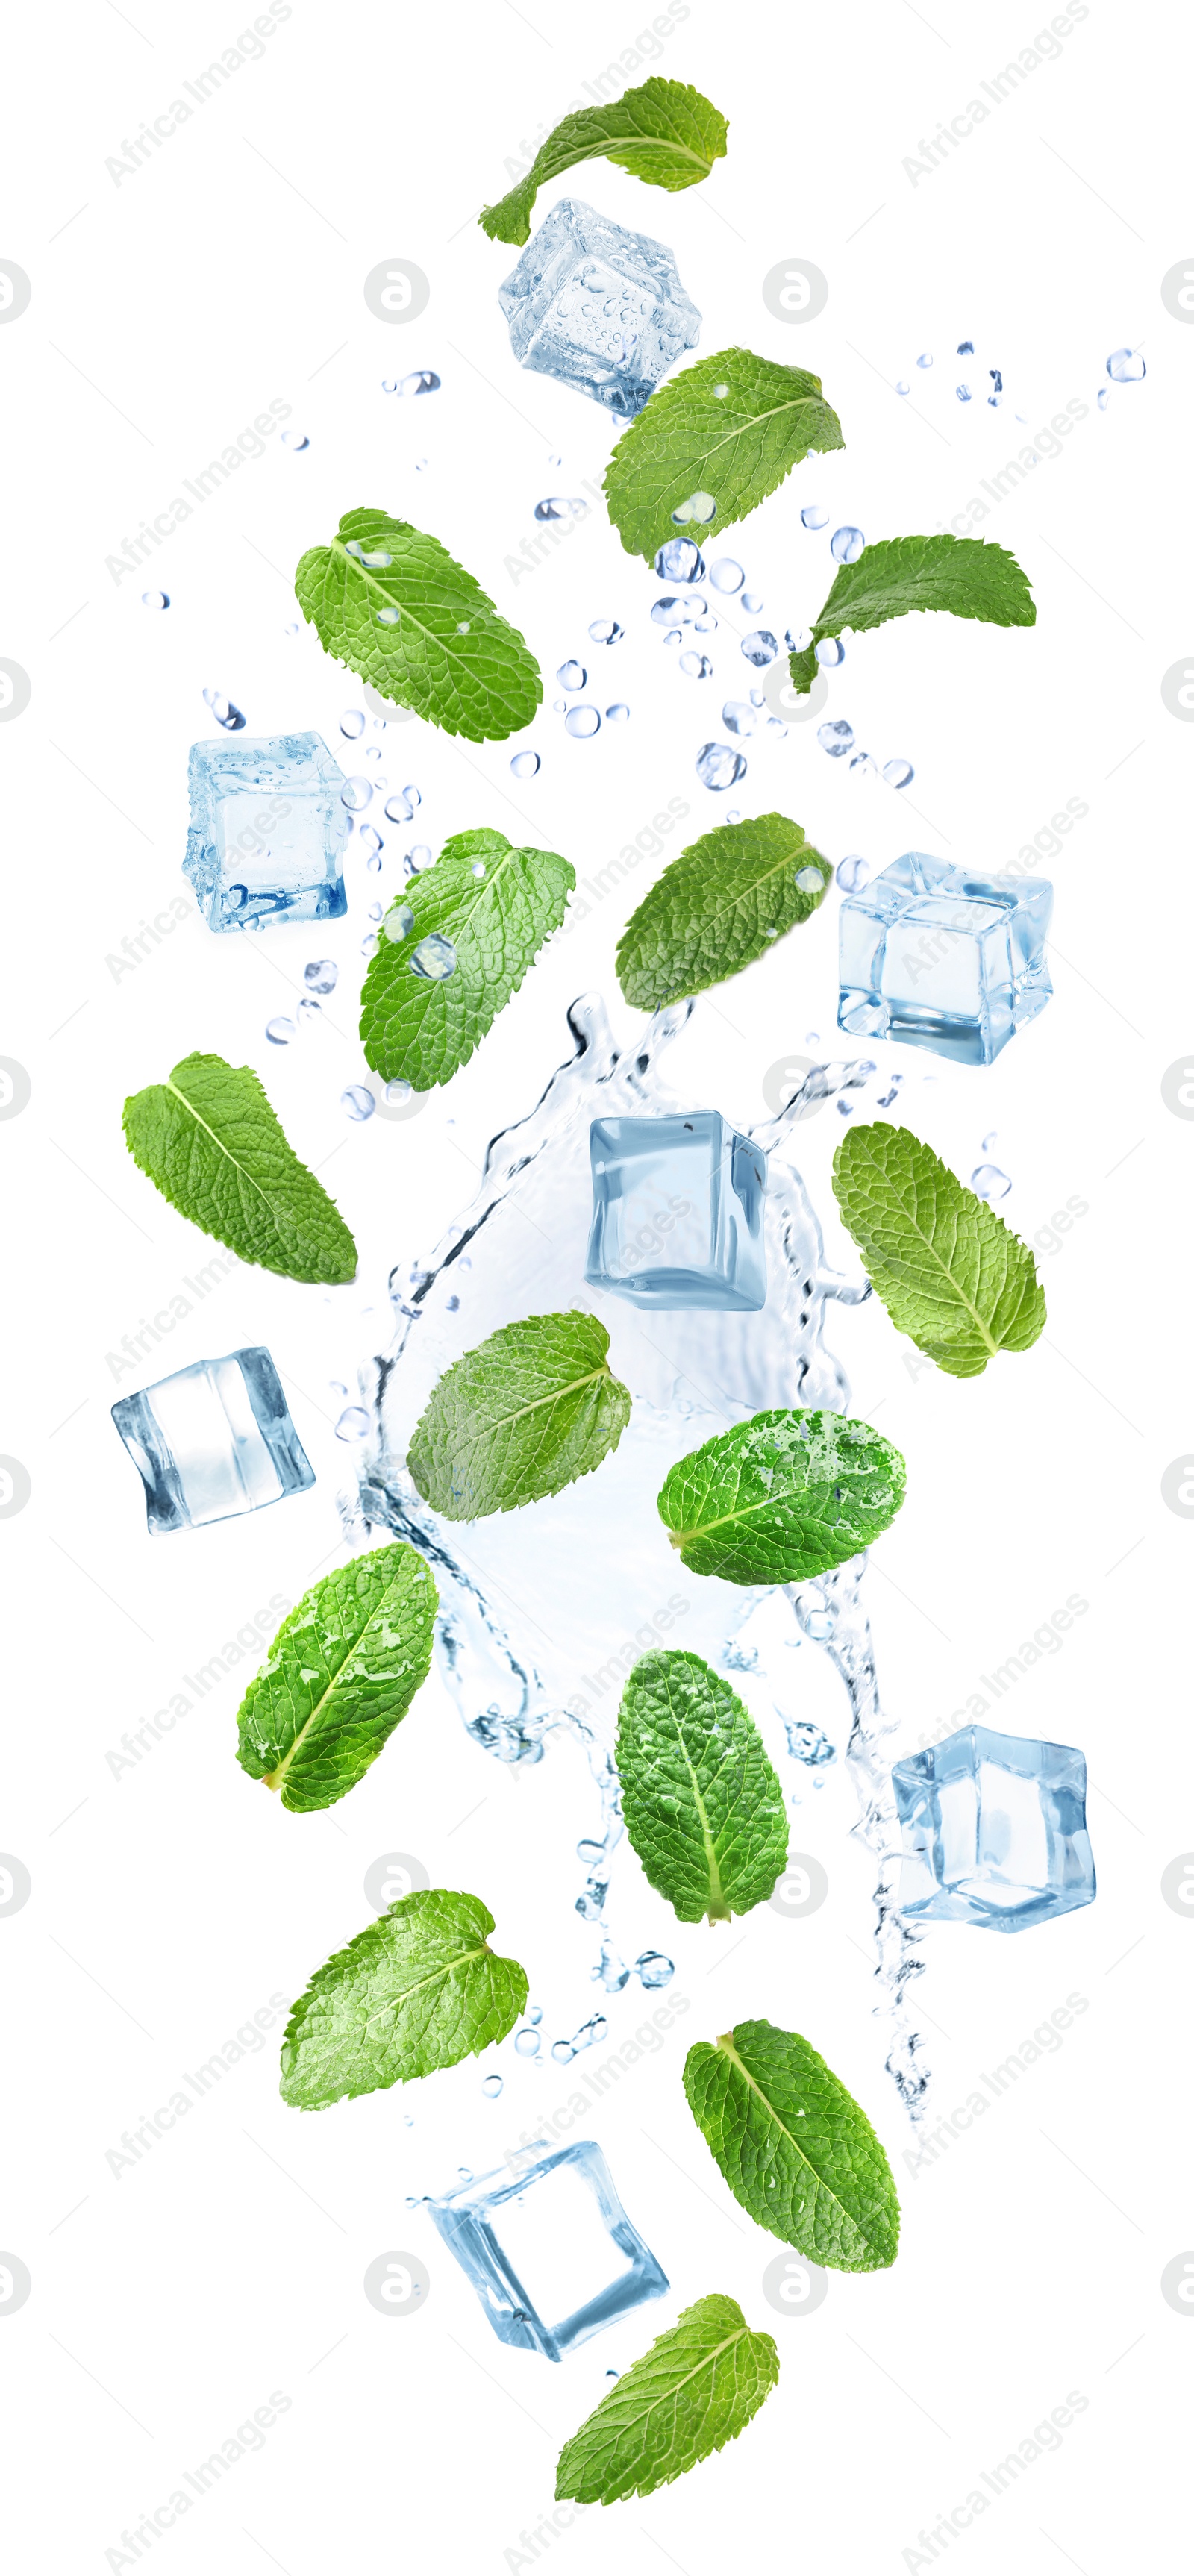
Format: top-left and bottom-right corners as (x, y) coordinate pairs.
(346, 994), (930, 2117)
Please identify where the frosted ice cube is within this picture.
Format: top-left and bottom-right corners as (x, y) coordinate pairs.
(184, 731), (351, 931)
(428, 2138), (667, 2360)
(585, 1111), (767, 1312)
(837, 850), (1052, 1066)
(498, 198), (700, 419)
(892, 1724), (1095, 1933)
(112, 1347), (315, 1535)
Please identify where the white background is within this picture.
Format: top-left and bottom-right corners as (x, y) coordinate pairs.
(1, 0), (1189, 2568)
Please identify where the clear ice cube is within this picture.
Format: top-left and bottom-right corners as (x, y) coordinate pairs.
(184, 731), (352, 931)
(837, 850), (1053, 1066)
(585, 1111), (767, 1312)
(498, 198), (700, 419)
(427, 2138), (668, 2360)
(892, 1724), (1095, 1933)
(112, 1347), (315, 1535)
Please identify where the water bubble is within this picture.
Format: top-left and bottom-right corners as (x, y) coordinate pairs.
(726, 807), (742, 822)
(514, 2027), (540, 2057)
(972, 1162), (1011, 1200)
(990, 368), (1003, 393)
(818, 719), (854, 758)
(654, 536), (706, 581)
(564, 704), (600, 738)
(741, 630), (778, 666)
(385, 1080), (413, 1107)
(305, 959), (338, 992)
(345, 540), (366, 560)
(266, 1016), (295, 1044)
(342, 777), (372, 810)
(359, 827), (384, 859)
(281, 428), (309, 449)
(335, 1406), (371, 1440)
(679, 651), (713, 678)
(1097, 388), (1110, 411)
(382, 378), (398, 393)
(741, 591), (763, 613)
(557, 660), (586, 689)
(410, 931), (457, 980)
(141, 589), (169, 610)
(456, 620), (471, 634)
(383, 793), (411, 824)
(849, 751), (878, 778)
(203, 687), (245, 731)
(837, 855), (869, 892)
(882, 757), (914, 788)
(404, 784), (422, 809)
(399, 368), (440, 395)
(510, 749), (540, 777)
(670, 490), (716, 526)
(360, 548), (393, 571)
(664, 630), (681, 646)
(534, 495), (587, 522)
(801, 504), (829, 531)
(712, 381), (729, 398)
(407, 843), (432, 869)
(916, 351), (933, 369)
(815, 636), (845, 666)
(651, 593), (700, 626)
(481, 2074), (503, 2098)
(896, 381), (910, 396)
(956, 384), (972, 403)
(284, 621), (300, 635)
(367, 901), (383, 920)
(957, 338), (974, 355)
(375, 605), (401, 625)
(709, 558), (744, 594)
(635, 1951), (675, 1989)
(589, 618), (623, 644)
(694, 613), (718, 635)
(361, 933), (378, 955)
(982, 1129), (998, 1151)
(470, 860), (487, 881)
(1107, 347), (1145, 382)
(831, 525), (865, 563)
(551, 2039), (575, 2065)
(696, 741), (747, 790)
(340, 710), (366, 739)
(382, 901), (412, 945)
(795, 865), (825, 893)
(298, 998), (322, 1023)
(341, 1085), (375, 1120)
(606, 702), (629, 722)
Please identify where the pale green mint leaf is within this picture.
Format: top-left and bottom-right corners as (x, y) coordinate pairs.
(616, 813), (831, 1009)
(281, 1888), (527, 2109)
(555, 2293), (779, 2504)
(683, 2020), (900, 2271)
(122, 1051), (357, 1286)
(832, 1121), (1046, 1378)
(236, 1544), (437, 1814)
(360, 828), (575, 1090)
(616, 1651), (787, 1924)
(480, 78), (728, 245)
(604, 348), (843, 565)
(657, 1407), (906, 1585)
(295, 507), (541, 743)
(407, 1310), (631, 1520)
(788, 532), (1034, 693)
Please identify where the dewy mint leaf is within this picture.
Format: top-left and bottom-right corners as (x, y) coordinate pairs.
(616, 1651), (787, 1924)
(604, 348), (843, 565)
(281, 1888), (528, 2109)
(481, 78), (728, 246)
(683, 2020), (900, 2271)
(296, 507), (541, 743)
(616, 813), (831, 1009)
(236, 1544), (437, 1814)
(555, 2292), (779, 2504)
(360, 828), (575, 1090)
(831, 1120), (1046, 1378)
(788, 532), (1034, 694)
(658, 1407), (906, 1585)
(408, 1310), (631, 1519)
(122, 1051), (357, 1286)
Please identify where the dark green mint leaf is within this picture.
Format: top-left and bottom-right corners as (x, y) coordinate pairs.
(616, 1651), (787, 1923)
(281, 1888), (527, 2108)
(788, 532), (1034, 693)
(684, 2019), (900, 2269)
(481, 78), (728, 245)
(616, 813), (831, 1008)
(831, 1120), (1046, 1377)
(657, 1407), (906, 1584)
(360, 828), (574, 1090)
(555, 2293), (779, 2504)
(604, 348), (843, 565)
(236, 1544), (437, 1813)
(122, 1050), (356, 1285)
(295, 507), (541, 742)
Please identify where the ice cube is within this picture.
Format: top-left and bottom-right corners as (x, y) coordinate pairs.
(112, 1347), (315, 1535)
(498, 198), (700, 419)
(585, 1111), (767, 1312)
(427, 2138), (667, 2360)
(891, 1723), (1095, 1933)
(837, 850), (1052, 1066)
(184, 731), (352, 931)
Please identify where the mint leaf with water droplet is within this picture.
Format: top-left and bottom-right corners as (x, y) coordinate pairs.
(616, 812), (831, 1008)
(604, 348), (843, 565)
(831, 1120), (1046, 1377)
(480, 78), (728, 246)
(657, 1407), (906, 1585)
(236, 1544), (437, 1814)
(684, 2020), (900, 2269)
(360, 828), (574, 1091)
(616, 1651), (788, 1925)
(295, 507), (542, 742)
(281, 1888), (528, 2108)
(555, 2293), (779, 2504)
(122, 1051), (357, 1285)
(787, 531), (1034, 693)
(408, 1310), (631, 1519)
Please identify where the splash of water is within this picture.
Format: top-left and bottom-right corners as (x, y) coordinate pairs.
(346, 993), (929, 2117)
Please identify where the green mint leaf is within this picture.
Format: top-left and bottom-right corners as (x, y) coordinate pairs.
(122, 1050), (357, 1286)
(407, 1310), (631, 1520)
(616, 813), (831, 1009)
(281, 1888), (527, 2108)
(360, 828), (574, 1090)
(480, 78), (728, 246)
(683, 2020), (900, 2271)
(604, 348), (843, 565)
(657, 1407), (906, 1584)
(616, 1651), (787, 1924)
(788, 532), (1034, 693)
(555, 2293), (779, 2504)
(235, 1544), (437, 1814)
(831, 1119), (1046, 1378)
(295, 507), (541, 743)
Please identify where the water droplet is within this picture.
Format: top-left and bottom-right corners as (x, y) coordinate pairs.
(837, 855), (869, 892)
(972, 1162), (1011, 1200)
(956, 384), (972, 403)
(805, 1031), (821, 1047)
(141, 589), (169, 610)
(403, 784), (422, 809)
(990, 369), (1003, 393)
(605, 701), (629, 722)
(469, 860), (488, 884)
(831, 525), (865, 563)
(916, 351), (933, 369)
(359, 827), (384, 859)
(882, 757), (913, 788)
(383, 903), (414, 943)
(818, 719), (854, 758)
(203, 687), (245, 731)
(982, 1129), (998, 1151)
(534, 495), (587, 522)
(414, 457), (428, 470)
(709, 557), (744, 594)
(481, 2074), (503, 2098)
(335, 1405), (371, 1440)
(399, 368), (440, 395)
(281, 428), (309, 449)
(384, 793), (413, 823)
(457, 2166), (473, 2183)
(514, 2027), (540, 2057)
(1107, 347), (1145, 382)
(455, 619), (471, 634)
(410, 931), (457, 980)
(381, 378), (398, 393)
(816, 636), (845, 666)
(589, 620), (623, 647)
(407, 843), (431, 870)
(341, 1086), (375, 1121)
(725, 806), (742, 823)
(896, 379), (910, 396)
(635, 1951), (675, 1989)
(1097, 387), (1110, 411)
(284, 621), (300, 636)
(266, 1016), (295, 1044)
(696, 741), (746, 790)
(678, 650), (713, 678)
(795, 865), (825, 893)
(712, 381), (729, 398)
(340, 710), (366, 739)
(385, 1080), (413, 1108)
(564, 704), (600, 738)
(510, 749), (540, 777)
(740, 630), (778, 666)
(741, 591), (764, 613)
(367, 901), (383, 921)
(557, 659), (586, 689)
(804, 1604), (837, 1636)
(605, 2367), (620, 2380)
(553, 698), (566, 711)
(345, 540), (366, 560)
(670, 489), (716, 527)
(551, 2039), (575, 2065)
(360, 932), (378, 955)
(849, 751), (878, 778)
(342, 777), (372, 811)
(784, 1714), (836, 1763)
(957, 339), (974, 355)
(654, 536), (706, 581)
(360, 548), (393, 572)
(663, 629), (681, 646)
(298, 998), (322, 1024)
(375, 604), (401, 625)
(305, 959), (337, 992)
